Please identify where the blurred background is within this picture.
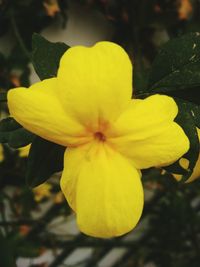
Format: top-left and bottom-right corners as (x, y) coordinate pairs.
(1, 1), (200, 267)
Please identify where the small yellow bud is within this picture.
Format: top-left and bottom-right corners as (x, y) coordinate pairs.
(33, 183), (52, 202)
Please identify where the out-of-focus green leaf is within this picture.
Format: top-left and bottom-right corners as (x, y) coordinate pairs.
(26, 136), (65, 187)
(16, 245), (40, 258)
(32, 33), (69, 80)
(0, 117), (34, 148)
(0, 92), (7, 102)
(148, 33), (200, 93)
(8, 44), (30, 69)
(0, 231), (16, 267)
(1, 231), (40, 259)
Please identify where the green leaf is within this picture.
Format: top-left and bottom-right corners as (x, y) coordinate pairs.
(0, 128), (34, 148)
(32, 33), (69, 80)
(148, 32), (200, 93)
(0, 117), (21, 132)
(26, 137), (65, 187)
(0, 231), (16, 267)
(182, 101), (200, 128)
(16, 245), (40, 258)
(28, 34), (69, 187)
(0, 92), (7, 102)
(164, 99), (200, 182)
(0, 117), (34, 148)
(133, 67), (150, 97)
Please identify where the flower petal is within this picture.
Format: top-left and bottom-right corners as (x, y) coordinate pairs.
(60, 142), (144, 238)
(57, 42), (132, 129)
(108, 95), (189, 169)
(8, 78), (92, 146)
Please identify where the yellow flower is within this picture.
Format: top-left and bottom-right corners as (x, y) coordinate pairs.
(0, 144), (4, 162)
(173, 128), (200, 183)
(18, 144), (31, 158)
(33, 183), (52, 202)
(7, 42), (189, 238)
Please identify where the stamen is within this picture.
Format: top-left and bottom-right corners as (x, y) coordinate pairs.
(94, 132), (106, 142)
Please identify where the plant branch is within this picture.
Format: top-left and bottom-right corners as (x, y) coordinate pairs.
(10, 14), (31, 60)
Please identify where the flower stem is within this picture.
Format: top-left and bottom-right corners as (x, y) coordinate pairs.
(10, 14), (31, 60)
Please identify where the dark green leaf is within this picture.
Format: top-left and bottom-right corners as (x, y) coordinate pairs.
(27, 34), (69, 186)
(8, 44), (30, 69)
(16, 245), (40, 258)
(7, 128), (34, 148)
(182, 101), (200, 128)
(0, 231), (16, 267)
(0, 92), (7, 102)
(26, 136), (65, 187)
(0, 118), (34, 148)
(32, 33), (69, 80)
(0, 117), (21, 132)
(133, 67), (150, 97)
(164, 99), (200, 182)
(148, 32), (200, 93)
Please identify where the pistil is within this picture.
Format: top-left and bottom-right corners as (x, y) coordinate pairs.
(94, 131), (106, 142)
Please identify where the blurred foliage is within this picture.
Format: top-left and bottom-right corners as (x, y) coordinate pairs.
(0, 0), (68, 91)
(1, 1), (200, 267)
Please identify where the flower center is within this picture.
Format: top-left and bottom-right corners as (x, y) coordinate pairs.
(94, 131), (106, 142)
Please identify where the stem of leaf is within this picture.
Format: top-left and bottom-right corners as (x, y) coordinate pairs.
(0, 219), (37, 226)
(10, 14), (31, 60)
(0, 202), (9, 234)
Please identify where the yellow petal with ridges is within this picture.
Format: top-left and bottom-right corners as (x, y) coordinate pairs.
(108, 95), (189, 169)
(60, 142), (143, 238)
(8, 78), (92, 147)
(57, 42), (132, 130)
